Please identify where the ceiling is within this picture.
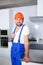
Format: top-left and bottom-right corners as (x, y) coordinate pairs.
(0, 0), (37, 9)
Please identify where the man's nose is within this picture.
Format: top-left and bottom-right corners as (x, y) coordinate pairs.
(18, 19), (21, 21)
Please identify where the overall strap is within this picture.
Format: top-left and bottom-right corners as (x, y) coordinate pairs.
(11, 26), (17, 42)
(13, 26), (17, 33)
(18, 24), (25, 43)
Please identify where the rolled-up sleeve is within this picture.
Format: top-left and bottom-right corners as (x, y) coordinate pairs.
(23, 25), (30, 35)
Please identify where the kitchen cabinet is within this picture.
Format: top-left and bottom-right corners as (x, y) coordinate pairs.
(37, 0), (43, 16)
(0, 9), (9, 29)
(30, 41), (43, 63)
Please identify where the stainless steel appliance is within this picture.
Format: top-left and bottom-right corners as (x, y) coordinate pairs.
(29, 16), (43, 63)
(1, 37), (8, 47)
(0, 30), (8, 47)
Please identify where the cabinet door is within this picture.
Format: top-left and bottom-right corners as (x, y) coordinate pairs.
(0, 9), (9, 29)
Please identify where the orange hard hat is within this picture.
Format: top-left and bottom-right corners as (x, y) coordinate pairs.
(14, 12), (24, 19)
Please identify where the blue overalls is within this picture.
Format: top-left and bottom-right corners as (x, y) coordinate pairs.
(11, 24), (25, 65)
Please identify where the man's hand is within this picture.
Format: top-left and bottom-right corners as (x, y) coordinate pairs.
(23, 56), (31, 62)
(10, 33), (15, 39)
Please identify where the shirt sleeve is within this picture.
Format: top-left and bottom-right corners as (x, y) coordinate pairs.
(23, 25), (30, 35)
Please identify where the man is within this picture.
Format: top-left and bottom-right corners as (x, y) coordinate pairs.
(10, 12), (31, 65)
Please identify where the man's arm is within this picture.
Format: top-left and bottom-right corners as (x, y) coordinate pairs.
(24, 35), (30, 57)
(24, 34), (31, 62)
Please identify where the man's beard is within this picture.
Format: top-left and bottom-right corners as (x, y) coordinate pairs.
(16, 23), (23, 26)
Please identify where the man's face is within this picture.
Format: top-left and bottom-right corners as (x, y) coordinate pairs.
(15, 18), (24, 26)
